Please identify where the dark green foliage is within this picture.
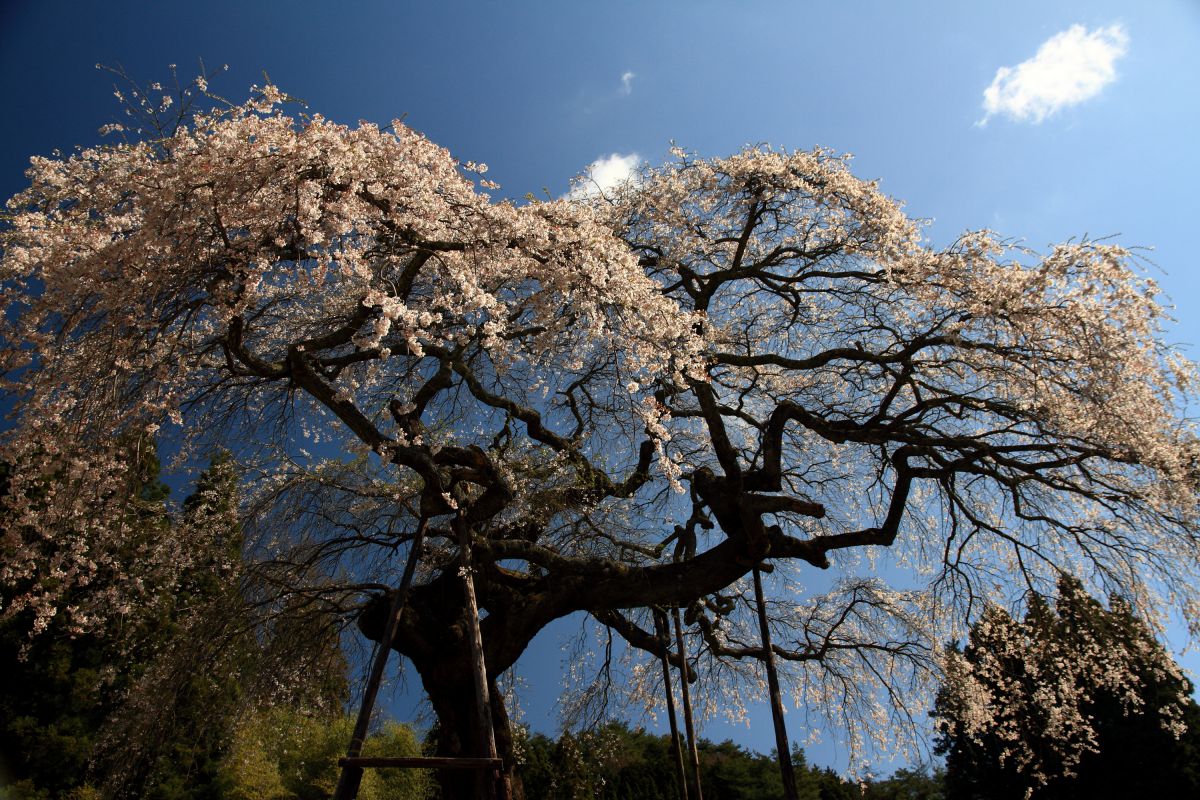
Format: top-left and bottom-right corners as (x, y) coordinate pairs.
(513, 721), (940, 800)
(0, 449), (347, 799)
(220, 709), (430, 800)
(0, 445), (173, 800)
(932, 576), (1200, 799)
(513, 732), (558, 798)
(0, 618), (113, 799)
(696, 740), (786, 799)
(114, 453), (246, 799)
(78, 452), (248, 799)
(860, 767), (944, 800)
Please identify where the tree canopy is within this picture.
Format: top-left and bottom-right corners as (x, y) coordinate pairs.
(3, 79), (1198, 797)
(932, 576), (1200, 798)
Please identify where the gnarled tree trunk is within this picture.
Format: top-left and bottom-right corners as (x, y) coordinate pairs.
(359, 566), (527, 800)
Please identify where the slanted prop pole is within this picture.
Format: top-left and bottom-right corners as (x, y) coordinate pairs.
(655, 607), (690, 800)
(753, 565), (798, 800)
(453, 514), (505, 800)
(333, 518), (429, 800)
(672, 606), (705, 800)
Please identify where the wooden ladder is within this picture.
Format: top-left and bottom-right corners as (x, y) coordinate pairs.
(333, 517), (504, 800)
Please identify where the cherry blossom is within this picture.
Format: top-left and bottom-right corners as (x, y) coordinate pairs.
(3, 83), (1198, 793)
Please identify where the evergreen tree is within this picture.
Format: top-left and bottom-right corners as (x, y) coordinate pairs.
(0, 449), (348, 799)
(0, 441), (173, 799)
(932, 576), (1200, 798)
(95, 452), (250, 799)
(697, 740), (788, 800)
(96, 452), (350, 799)
(507, 720), (930, 799)
(860, 766), (944, 800)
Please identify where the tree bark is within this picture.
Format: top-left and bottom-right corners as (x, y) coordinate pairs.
(358, 560), (523, 799)
(353, 483), (807, 798)
(417, 669), (517, 800)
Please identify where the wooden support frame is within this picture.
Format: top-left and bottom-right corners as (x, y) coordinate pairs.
(333, 519), (430, 800)
(333, 516), (506, 800)
(453, 514), (504, 800)
(654, 607), (691, 800)
(672, 606), (705, 800)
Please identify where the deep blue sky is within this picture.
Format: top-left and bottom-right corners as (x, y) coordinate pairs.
(4, 0), (1200, 774)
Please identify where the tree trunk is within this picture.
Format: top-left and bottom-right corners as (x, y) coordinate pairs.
(353, 520), (776, 798)
(357, 563), (523, 799)
(421, 667), (518, 800)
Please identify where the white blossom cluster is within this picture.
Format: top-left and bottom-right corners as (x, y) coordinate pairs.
(0, 86), (698, 634)
(937, 588), (1190, 787)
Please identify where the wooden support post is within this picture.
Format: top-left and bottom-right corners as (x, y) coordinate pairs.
(454, 515), (503, 800)
(655, 608), (690, 800)
(672, 606), (705, 800)
(753, 565), (798, 800)
(333, 519), (429, 800)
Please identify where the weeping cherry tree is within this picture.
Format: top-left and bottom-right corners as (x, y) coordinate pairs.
(2, 78), (1198, 798)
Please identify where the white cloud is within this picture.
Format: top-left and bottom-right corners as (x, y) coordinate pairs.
(566, 152), (642, 200)
(620, 70), (635, 96)
(980, 23), (1128, 125)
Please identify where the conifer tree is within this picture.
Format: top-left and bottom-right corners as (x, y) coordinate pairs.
(933, 576), (1200, 797)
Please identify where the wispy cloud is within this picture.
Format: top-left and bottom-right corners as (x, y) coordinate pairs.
(565, 152), (642, 200)
(619, 70), (635, 96)
(980, 23), (1128, 125)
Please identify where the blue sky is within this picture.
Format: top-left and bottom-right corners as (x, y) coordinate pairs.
(4, 0), (1200, 773)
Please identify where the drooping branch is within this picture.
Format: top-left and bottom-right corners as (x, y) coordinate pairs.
(592, 609), (697, 682)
